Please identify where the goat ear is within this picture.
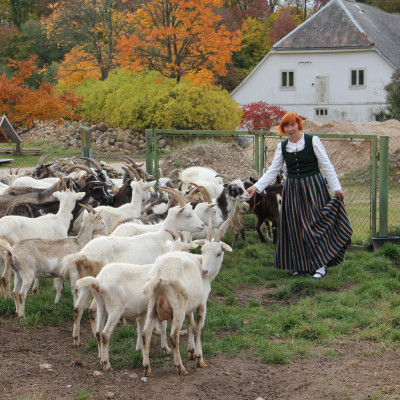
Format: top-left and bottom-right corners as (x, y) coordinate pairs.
(222, 243), (233, 252)
(192, 239), (206, 246)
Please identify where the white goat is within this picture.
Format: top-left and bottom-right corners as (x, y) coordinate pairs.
(0, 207), (107, 317)
(11, 176), (58, 188)
(60, 187), (204, 346)
(92, 180), (151, 233)
(0, 187), (85, 297)
(178, 166), (224, 199)
(141, 219), (232, 376)
(74, 231), (198, 370)
(110, 201), (222, 238)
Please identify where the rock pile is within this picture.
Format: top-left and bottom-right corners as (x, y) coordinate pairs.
(21, 120), (170, 155)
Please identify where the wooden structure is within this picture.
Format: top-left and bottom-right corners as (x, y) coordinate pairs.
(0, 115), (21, 154)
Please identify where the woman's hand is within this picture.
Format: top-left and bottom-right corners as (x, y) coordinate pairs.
(247, 185), (258, 197)
(335, 190), (345, 200)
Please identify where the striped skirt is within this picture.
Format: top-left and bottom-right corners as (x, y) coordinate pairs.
(275, 173), (353, 272)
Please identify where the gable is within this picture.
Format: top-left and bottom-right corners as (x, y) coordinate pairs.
(274, 0), (400, 69)
(275, 0), (371, 49)
(0, 115), (21, 144)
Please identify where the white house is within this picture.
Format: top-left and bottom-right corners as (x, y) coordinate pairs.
(230, 0), (400, 123)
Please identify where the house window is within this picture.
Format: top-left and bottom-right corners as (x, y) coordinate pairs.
(350, 69), (365, 87)
(315, 109), (328, 116)
(281, 70), (295, 88)
(315, 108), (329, 121)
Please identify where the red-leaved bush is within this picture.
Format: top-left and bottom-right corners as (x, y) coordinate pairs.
(240, 101), (305, 131)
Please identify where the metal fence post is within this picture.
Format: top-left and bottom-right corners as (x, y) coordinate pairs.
(145, 129), (154, 176)
(379, 136), (389, 237)
(371, 136), (378, 237)
(81, 127), (92, 159)
(253, 131), (259, 174)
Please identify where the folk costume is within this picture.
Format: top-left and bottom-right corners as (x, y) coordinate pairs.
(253, 133), (352, 275)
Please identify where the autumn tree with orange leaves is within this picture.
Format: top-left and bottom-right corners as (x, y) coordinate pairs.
(0, 56), (81, 128)
(117, 0), (243, 85)
(42, 0), (141, 82)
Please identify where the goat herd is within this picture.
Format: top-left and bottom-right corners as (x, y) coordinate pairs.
(0, 155), (284, 376)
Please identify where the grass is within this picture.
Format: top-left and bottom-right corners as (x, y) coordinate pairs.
(1, 216), (400, 371)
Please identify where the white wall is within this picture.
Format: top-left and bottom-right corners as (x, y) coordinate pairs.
(230, 49), (395, 123)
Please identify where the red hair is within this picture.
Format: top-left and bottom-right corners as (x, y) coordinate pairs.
(278, 112), (303, 135)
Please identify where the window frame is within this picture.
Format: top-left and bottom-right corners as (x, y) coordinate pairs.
(280, 70), (296, 90)
(350, 68), (366, 88)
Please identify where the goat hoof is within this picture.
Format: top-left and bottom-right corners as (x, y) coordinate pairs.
(143, 366), (152, 377)
(198, 362), (207, 368)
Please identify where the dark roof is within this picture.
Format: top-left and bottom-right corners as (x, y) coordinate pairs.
(0, 115), (21, 144)
(274, 0), (400, 68)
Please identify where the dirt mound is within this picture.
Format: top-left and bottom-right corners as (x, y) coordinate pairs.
(160, 141), (256, 180)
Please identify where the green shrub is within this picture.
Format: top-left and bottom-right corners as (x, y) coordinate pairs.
(73, 70), (243, 131)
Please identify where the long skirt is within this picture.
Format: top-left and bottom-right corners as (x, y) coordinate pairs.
(275, 173), (353, 272)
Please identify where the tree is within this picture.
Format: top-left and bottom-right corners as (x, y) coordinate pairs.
(116, 0), (243, 85)
(268, 7), (299, 45)
(239, 101), (305, 131)
(56, 46), (101, 86)
(385, 69), (400, 120)
(232, 17), (271, 74)
(42, 0), (140, 81)
(0, 56), (81, 127)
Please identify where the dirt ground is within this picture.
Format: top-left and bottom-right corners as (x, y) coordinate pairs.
(1, 298), (400, 400)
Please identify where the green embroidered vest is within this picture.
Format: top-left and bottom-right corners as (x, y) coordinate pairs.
(281, 133), (320, 179)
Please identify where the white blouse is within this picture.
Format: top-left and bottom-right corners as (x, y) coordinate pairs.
(254, 134), (342, 193)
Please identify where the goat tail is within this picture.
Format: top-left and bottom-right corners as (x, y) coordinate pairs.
(75, 276), (97, 292)
(74, 276), (98, 310)
(142, 275), (162, 298)
(0, 237), (13, 262)
(60, 253), (86, 279)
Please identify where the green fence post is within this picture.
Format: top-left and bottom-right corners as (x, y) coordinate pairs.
(81, 127), (92, 159)
(371, 136), (378, 237)
(259, 133), (265, 173)
(145, 129), (154, 176)
(253, 131), (260, 175)
(379, 136), (389, 237)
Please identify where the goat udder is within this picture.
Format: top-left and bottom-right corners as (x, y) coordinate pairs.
(156, 295), (173, 323)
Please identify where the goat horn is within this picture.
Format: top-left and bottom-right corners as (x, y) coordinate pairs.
(215, 173), (230, 181)
(78, 203), (95, 213)
(119, 156), (142, 167)
(37, 153), (50, 166)
(160, 186), (187, 207)
(125, 165), (142, 181)
(68, 164), (92, 174)
(79, 157), (102, 171)
(248, 168), (259, 179)
(137, 167), (148, 182)
(189, 182), (212, 203)
(178, 231), (185, 242)
(167, 168), (181, 179)
(158, 167), (163, 177)
(207, 217), (213, 241)
(59, 175), (68, 191)
(165, 229), (178, 241)
(214, 219), (230, 242)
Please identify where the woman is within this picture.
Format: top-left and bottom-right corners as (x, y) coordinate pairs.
(247, 112), (352, 278)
